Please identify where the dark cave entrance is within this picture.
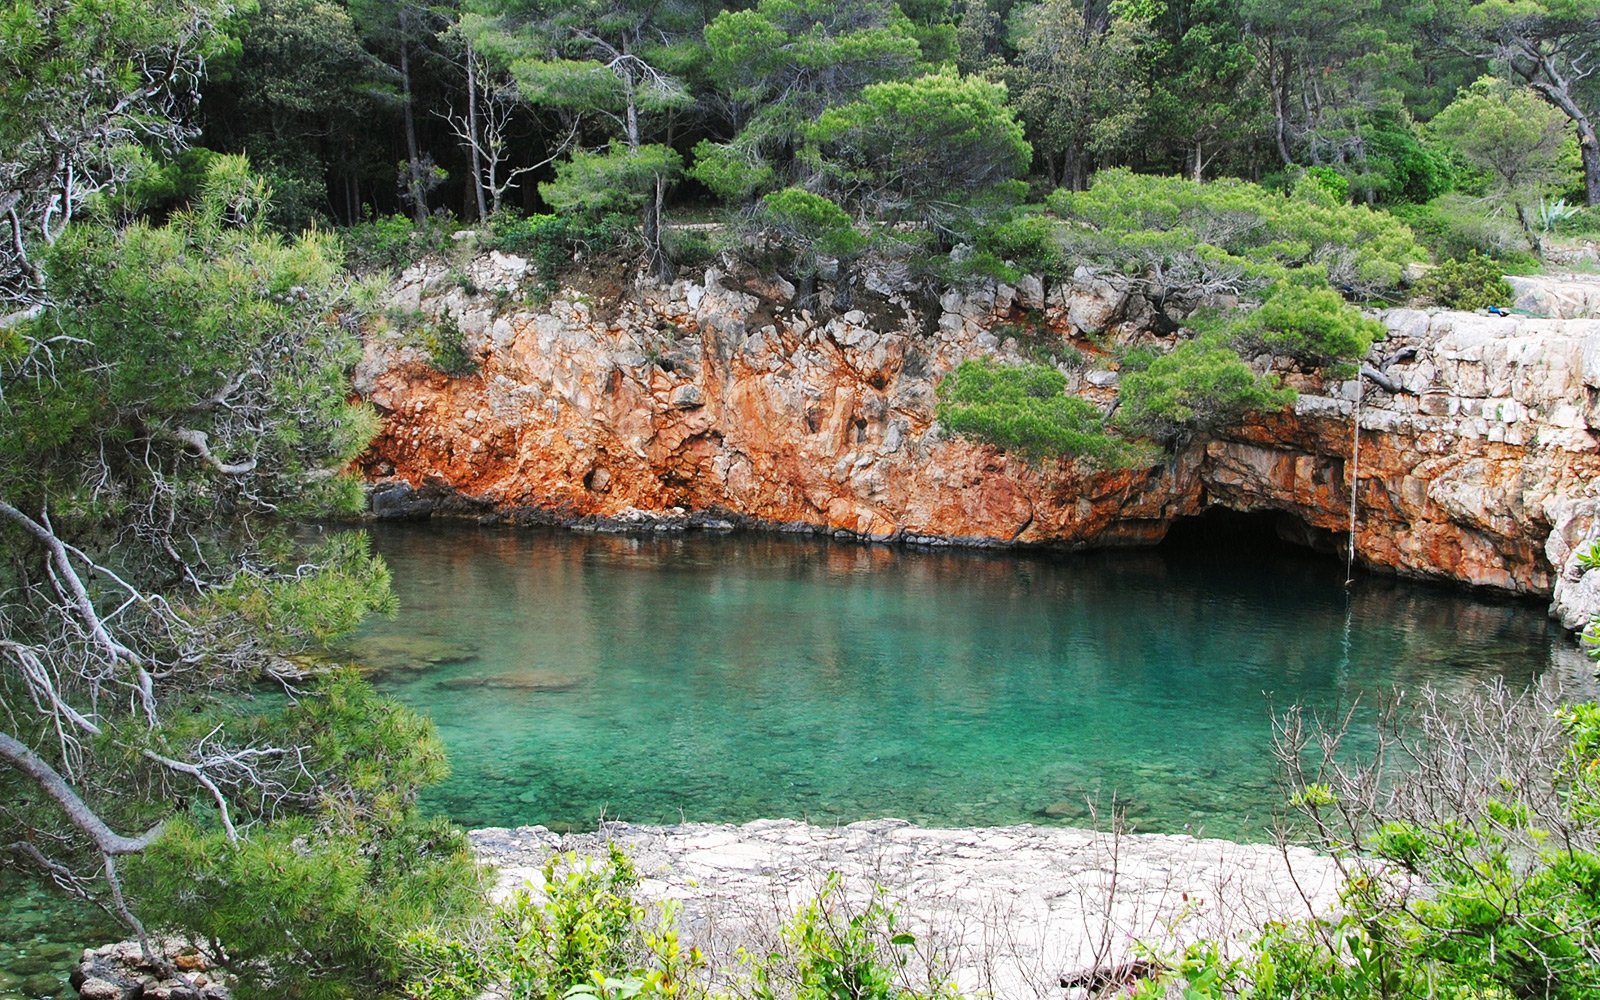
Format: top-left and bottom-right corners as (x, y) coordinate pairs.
(1159, 506), (1347, 563)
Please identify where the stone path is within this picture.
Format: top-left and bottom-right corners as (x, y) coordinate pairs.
(471, 820), (1343, 999)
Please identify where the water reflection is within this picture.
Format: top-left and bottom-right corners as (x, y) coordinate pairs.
(352, 523), (1590, 841)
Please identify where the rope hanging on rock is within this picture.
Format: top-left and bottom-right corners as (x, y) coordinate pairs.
(1346, 384), (1363, 588)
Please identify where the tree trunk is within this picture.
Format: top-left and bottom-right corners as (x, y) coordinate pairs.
(465, 43), (488, 221)
(1512, 49), (1600, 206)
(1573, 115), (1600, 207)
(1268, 43), (1293, 167)
(643, 173), (672, 283)
(1515, 201), (1544, 260)
(399, 32), (426, 224)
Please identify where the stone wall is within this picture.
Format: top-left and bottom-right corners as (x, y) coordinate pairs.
(355, 255), (1600, 622)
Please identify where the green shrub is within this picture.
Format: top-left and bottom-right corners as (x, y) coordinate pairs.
(1301, 166), (1349, 204)
(1116, 337), (1295, 440)
(343, 214), (458, 273)
(1137, 687), (1600, 1000)
(1387, 195), (1537, 270)
(975, 212), (1063, 275)
(405, 852), (956, 1000)
(483, 212), (634, 293)
(1416, 252), (1514, 311)
(422, 315), (477, 376)
(1231, 283), (1385, 368)
(128, 672), (488, 1000)
(1551, 203), (1600, 238)
(740, 873), (960, 1000)
(935, 358), (1139, 466)
(1046, 169), (1425, 298)
(406, 843), (703, 1000)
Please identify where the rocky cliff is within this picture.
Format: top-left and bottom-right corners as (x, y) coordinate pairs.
(353, 253), (1600, 623)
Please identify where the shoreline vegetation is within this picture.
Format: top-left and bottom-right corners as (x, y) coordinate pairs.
(5, 0), (1600, 997)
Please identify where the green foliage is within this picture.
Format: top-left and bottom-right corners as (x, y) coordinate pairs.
(936, 359), (1143, 466)
(1146, 692), (1600, 1000)
(405, 844), (703, 1000)
(1301, 166), (1349, 204)
(1416, 253), (1514, 311)
(806, 73), (1032, 236)
(1387, 195), (1537, 267)
(1047, 169), (1425, 297)
(484, 213), (634, 288)
(975, 212), (1064, 275)
(407, 852), (963, 1000)
(1228, 283), (1385, 367)
(1429, 76), (1578, 256)
(540, 145), (685, 218)
(760, 189), (867, 260)
(345, 213), (460, 274)
(4, 155), (377, 518)
(1116, 337), (1295, 440)
(128, 673), (486, 1000)
(422, 314), (478, 376)
(740, 873), (959, 1000)
(0, 0), (232, 298)
(201, 533), (397, 651)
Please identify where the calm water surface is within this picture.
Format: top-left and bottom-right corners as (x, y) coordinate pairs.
(3, 521), (1588, 996)
(349, 520), (1588, 841)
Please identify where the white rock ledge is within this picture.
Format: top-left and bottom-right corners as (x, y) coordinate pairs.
(471, 819), (1342, 1000)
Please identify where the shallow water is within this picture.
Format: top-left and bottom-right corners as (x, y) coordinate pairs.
(349, 520), (1588, 841)
(3, 520), (1587, 994)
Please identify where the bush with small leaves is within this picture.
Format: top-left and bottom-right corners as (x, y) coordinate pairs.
(1116, 338), (1295, 441)
(1231, 283), (1385, 369)
(936, 358), (1145, 466)
(1046, 169), (1425, 298)
(1415, 252), (1514, 312)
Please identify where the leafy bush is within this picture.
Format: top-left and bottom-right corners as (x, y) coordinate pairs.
(975, 212), (1063, 274)
(1416, 252), (1514, 311)
(1388, 195), (1539, 271)
(343, 213), (458, 273)
(1137, 685), (1600, 1000)
(422, 314), (477, 376)
(936, 358), (1139, 466)
(482, 213), (633, 293)
(1229, 283), (1385, 368)
(128, 672), (488, 1000)
(739, 874), (959, 1000)
(407, 844), (702, 1000)
(1116, 338), (1295, 440)
(1046, 169), (1425, 297)
(406, 851), (955, 1000)
(1300, 166), (1349, 204)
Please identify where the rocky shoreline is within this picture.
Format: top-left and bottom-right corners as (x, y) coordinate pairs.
(355, 256), (1600, 622)
(471, 819), (1343, 1000)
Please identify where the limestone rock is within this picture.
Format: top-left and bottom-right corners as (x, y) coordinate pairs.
(357, 258), (1600, 620)
(470, 820), (1341, 1000)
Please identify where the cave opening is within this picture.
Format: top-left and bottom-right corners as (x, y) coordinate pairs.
(1159, 506), (1347, 565)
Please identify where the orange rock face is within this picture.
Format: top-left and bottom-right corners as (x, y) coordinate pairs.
(355, 259), (1600, 610)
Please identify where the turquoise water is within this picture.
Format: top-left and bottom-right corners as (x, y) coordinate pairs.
(351, 520), (1587, 841)
(3, 520), (1585, 994)
(0, 875), (113, 999)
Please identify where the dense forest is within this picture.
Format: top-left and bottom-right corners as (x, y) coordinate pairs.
(5, 0), (1600, 311)
(4, 2), (1600, 1000)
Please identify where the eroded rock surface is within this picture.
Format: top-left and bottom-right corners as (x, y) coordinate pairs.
(356, 258), (1600, 619)
(471, 820), (1341, 1000)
